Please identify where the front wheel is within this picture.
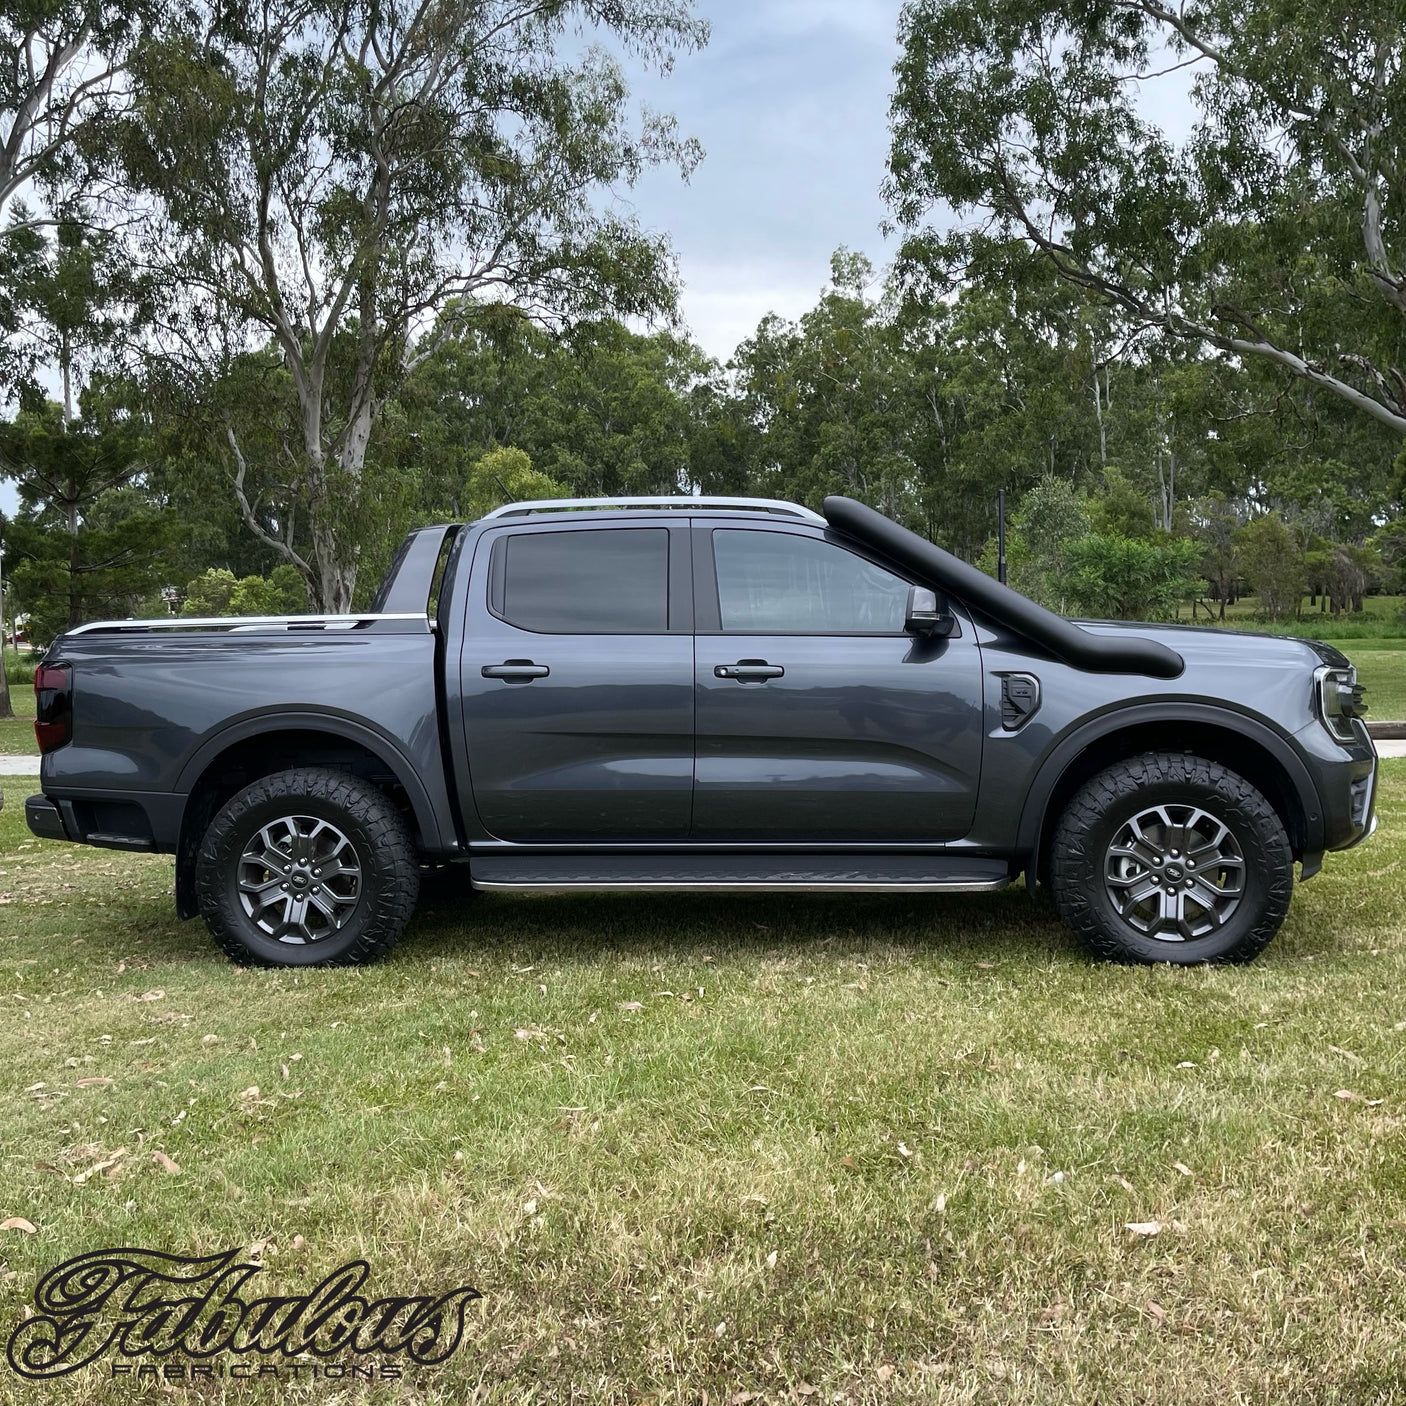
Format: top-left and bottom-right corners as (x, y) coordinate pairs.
(195, 767), (419, 967)
(1050, 752), (1294, 965)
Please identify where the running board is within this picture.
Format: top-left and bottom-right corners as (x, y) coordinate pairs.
(469, 854), (1011, 894)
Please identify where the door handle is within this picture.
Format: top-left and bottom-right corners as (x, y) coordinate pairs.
(715, 660), (784, 682)
(482, 660), (550, 682)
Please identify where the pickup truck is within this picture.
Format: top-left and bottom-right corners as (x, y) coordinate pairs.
(22, 495), (1377, 967)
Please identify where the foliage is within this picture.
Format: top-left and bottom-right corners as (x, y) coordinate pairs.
(1064, 533), (1203, 622)
(393, 314), (710, 522)
(986, 474), (1090, 613)
(0, 0), (152, 229)
(1236, 514), (1308, 621)
(0, 397), (177, 644)
(111, 0), (707, 611)
(887, 0), (1406, 441)
(180, 564), (307, 618)
(1087, 467), (1157, 541)
(460, 448), (568, 523)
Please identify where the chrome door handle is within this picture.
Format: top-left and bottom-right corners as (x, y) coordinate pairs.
(482, 661), (550, 681)
(715, 661), (784, 682)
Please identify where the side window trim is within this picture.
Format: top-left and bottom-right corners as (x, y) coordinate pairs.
(697, 522), (930, 637)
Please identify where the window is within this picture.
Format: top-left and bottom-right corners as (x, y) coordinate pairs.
(494, 528), (669, 633)
(712, 529), (910, 633)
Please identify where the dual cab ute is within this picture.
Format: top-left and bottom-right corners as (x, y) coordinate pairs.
(23, 495), (1377, 966)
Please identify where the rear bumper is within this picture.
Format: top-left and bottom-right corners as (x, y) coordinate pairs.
(24, 791), (162, 850)
(25, 794), (69, 842)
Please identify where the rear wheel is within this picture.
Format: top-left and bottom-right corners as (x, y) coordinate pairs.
(1050, 751), (1293, 965)
(195, 767), (419, 967)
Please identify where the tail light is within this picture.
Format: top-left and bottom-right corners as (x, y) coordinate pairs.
(34, 662), (73, 754)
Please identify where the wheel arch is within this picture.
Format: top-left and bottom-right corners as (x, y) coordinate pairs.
(173, 714), (441, 919)
(1021, 705), (1320, 888)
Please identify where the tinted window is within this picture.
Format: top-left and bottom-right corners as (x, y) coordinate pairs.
(497, 528), (669, 633)
(713, 529), (910, 633)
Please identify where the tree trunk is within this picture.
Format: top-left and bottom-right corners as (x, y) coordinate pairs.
(0, 645), (13, 721)
(1092, 350), (1106, 467)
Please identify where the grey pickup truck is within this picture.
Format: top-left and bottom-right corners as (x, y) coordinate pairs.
(22, 495), (1377, 967)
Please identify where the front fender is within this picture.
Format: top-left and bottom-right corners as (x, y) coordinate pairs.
(1014, 701), (1323, 872)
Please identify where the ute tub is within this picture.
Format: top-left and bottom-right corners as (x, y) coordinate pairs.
(823, 495), (1185, 679)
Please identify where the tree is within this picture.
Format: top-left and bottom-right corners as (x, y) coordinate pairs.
(726, 251), (921, 520)
(394, 313), (711, 518)
(1088, 467), (1156, 540)
(887, 1), (1406, 441)
(1236, 513), (1307, 620)
(1, 0), (146, 230)
(116, 0), (707, 611)
(181, 564), (307, 616)
(1064, 533), (1202, 621)
(1, 399), (176, 643)
(989, 473), (1090, 612)
(462, 447), (567, 520)
(3, 214), (124, 415)
(1192, 492), (1241, 620)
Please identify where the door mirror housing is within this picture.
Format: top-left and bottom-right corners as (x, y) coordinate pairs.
(905, 585), (955, 637)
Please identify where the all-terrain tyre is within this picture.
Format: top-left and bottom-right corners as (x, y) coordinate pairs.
(195, 767), (419, 967)
(1050, 751), (1293, 965)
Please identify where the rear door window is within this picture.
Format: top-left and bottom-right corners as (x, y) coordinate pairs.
(492, 528), (670, 634)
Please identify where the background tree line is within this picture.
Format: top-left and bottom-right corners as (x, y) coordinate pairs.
(3, 0), (1406, 723)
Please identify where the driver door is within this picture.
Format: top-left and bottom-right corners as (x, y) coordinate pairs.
(691, 522), (984, 841)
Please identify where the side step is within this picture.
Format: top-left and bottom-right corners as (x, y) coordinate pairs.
(469, 853), (1011, 894)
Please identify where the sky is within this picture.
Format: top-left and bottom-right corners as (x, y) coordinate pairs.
(621, 0), (905, 361)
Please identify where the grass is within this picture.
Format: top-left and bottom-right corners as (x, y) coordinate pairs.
(0, 690), (35, 756)
(1346, 648), (1406, 720)
(1, 765), (1405, 1403)
(1215, 594), (1406, 640)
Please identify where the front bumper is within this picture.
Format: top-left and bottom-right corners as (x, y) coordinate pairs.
(1290, 718), (1377, 877)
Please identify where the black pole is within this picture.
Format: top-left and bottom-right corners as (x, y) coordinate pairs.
(996, 489), (1007, 585)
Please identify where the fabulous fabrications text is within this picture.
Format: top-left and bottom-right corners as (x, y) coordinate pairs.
(5, 1248), (480, 1380)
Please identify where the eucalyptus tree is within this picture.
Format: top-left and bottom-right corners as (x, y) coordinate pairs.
(1, 0), (145, 229)
(117, 0), (707, 610)
(887, 1), (1406, 442)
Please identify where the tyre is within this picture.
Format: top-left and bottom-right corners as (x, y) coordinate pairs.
(195, 767), (419, 967)
(1050, 751), (1293, 965)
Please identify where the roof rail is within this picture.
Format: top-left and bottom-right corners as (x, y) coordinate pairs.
(65, 613), (429, 636)
(479, 495), (826, 523)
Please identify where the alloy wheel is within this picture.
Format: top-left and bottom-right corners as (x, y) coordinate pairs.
(236, 815), (363, 944)
(1103, 803), (1245, 941)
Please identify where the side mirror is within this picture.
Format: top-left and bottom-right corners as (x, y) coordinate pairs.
(905, 585), (955, 637)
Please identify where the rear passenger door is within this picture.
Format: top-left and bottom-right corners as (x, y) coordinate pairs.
(460, 520), (694, 841)
(692, 522), (984, 841)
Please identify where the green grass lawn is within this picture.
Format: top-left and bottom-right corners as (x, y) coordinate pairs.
(2, 766), (1406, 1402)
(1342, 646), (1406, 720)
(0, 690), (35, 756)
(1217, 594), (1405, 634)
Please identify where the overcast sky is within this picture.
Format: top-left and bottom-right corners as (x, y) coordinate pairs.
(623, 0), (904, 361)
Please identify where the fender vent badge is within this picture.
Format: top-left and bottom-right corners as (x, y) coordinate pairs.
(999, 673), (1041, 731)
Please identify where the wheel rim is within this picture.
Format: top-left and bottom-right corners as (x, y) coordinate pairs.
(237, 815), (362, 945)
(1103, 803), (1245, 942)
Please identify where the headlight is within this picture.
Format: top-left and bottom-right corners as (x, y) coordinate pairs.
(1315, 665), (1366, 743)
